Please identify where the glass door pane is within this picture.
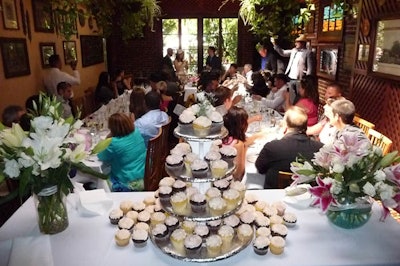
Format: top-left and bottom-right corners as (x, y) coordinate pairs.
(162, 19), (179, 55)
(181, 19), (198, 74)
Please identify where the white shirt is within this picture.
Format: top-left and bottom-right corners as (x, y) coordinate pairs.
(44, 68), (80, 96)
(245, 70), (253, 86)
(287, 50), (303, 80)
(262, 83), (288, 111)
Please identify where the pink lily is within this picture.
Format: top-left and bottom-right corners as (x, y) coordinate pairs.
(309, 176), (337, 212)
(380, 193), (400, 221)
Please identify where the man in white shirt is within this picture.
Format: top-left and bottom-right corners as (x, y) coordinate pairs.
(44, 54), (80, 96)
(243, 63), (253, 87)
(262, 73), (289, 112)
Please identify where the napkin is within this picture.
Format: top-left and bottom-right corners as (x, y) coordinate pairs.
(8, 235), (53, 266)
(77, 189), (113, 216)
(283, 184), (313, 209)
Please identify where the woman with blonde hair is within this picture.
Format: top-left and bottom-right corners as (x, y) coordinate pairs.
(174, 49), (188, 84)
(98, 113), (146, 192)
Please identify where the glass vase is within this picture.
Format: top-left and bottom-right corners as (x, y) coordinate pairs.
(326, 197), (372, 229)
(33, 186), (69, 234)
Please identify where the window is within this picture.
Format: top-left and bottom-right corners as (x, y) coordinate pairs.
(318, 1), (343, 42)
(162, 17), (238, 73)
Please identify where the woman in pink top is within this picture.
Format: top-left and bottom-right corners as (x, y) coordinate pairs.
(284, 75), (319, 126)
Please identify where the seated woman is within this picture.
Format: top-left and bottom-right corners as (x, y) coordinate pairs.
(284, 75), (319, 126)
(111, 69), (131, 95)
(155, 81), (173, 112)
(129, 87), (147, 120)
(95, 72), (116, 108)
(98, 113), (146, 192)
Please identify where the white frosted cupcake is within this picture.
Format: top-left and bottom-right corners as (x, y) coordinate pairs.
(119, 200), (133, 214)
(150, 212), (166, 226)
(204, 150), (222, 164)
(190, 159), (209, 178)
(194, 224), (210, 240)
(256, 227), (271, 238)
(132, 201), (146, 213)
(253, 236), (270, 255)
(182, 220), (197, 234)
(137, 210), (151, 224)
(206, 235), (223, 257)
(172, 179), (187, 194)
(143, 196), (156, 206)
(165, 216), (180, 232)
(255, 201), (269, 212)
(210, 159), (229, 178)
(205, 187), (221, 201)
(269, 215), (284, 225)
(118, 217), (134, 231)
(218, 225), (235, 247)
(109, 208), (123, 225)
(237, 223), (253, 243)
(255, 216), (271, 228)
(172, 142), (192, 156)
(152, 223), (169, 244)
(283, 212), (297, 227)
(213, 178), (231, 191)
(263, 206), (278, 218)
(240, 211), (256, 225)
(134, 222), (149, 232)
(115, 229), (131, 247)
(190, 193), (207, 213)
(170, 192), (188, 215)
(184, 152), (199, 170)
(179, 109), (196, 125)
(159, 176), (176, 187)
(192, 116), (212, 137)
(270, 236), (286, 255)
(245, 193), (259, 205)
(271, 224), (288, 238)
(131, 228), (148, 248)
(158, 186), (173, 203)
(219, 146), (237, 166)
(170, 228), (187, 254)
(185, 186), (199, 199)
(184, 234), (203, 257)
(229, 181), (246, 199)
(222, 188), (241, 210)
(208, 197), (227, 216)
(223, 214), (240, 229)
(165, 154), (184, 173)
(126, 210), (139, 223)
(206, 219), (222, 234)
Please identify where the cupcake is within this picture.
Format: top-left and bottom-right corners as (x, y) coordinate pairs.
(208, 197), (227, 216)
(206, 219), (222, 234)
(271, 224), (288, 238)
(223, 215), (240, 229)
(118, 217), (134, 231)
(179, 110), (196, 128)
(254, 211), (265, 220)
(165, 154), (184, 173)
(272, 201), (286, 216)
(204, 150), (222, 164)
(134, 222), (149, 232)
(115, 229), (131, 247)
(184, 153), (199, 171)
(109, 209), (124, 225)
(150, 212), (166, 226)
(245, 193), (259, 205)
(137, 210), (151, 224)
(190, 159), (209, 178)
(222, 189), (241, 210)
(190, 193), (207, 213)
(208, 111), (224, 133)
(185, 186), (199, 199)
(184, 234), (203, 257)
(165, 216), (180, 232)
(256, 227), (271, 238)
(170, 228), (187, 254)
(182, 220), (197, 234)
(237, 223), (254, 243)
(206, 235), (223, 257)
(219, 146), (237, 166)
(269, 215), (284, 225)
(205, 187), (221, 201)
(170, 192), (188, 215)
(192, 116), (212, 137)
(240, 211), (256, 226)
(159, 176), (176, 187)
(152, 223), (169, 244)
(213, 178), (231, 191)
(132, 201), (146, 213)
(210, 160), (229, 178)
(126, 210), (139, 223)
(253, 236), (270, 255)
(143, 196), (156, 206)
(255, 201), (269, 212)
(270, 236), (286, 255)
(158, 186), (173, 203)
(283, 212), (297, 227)
(255, 216), (271, 228)
(131, 228), (148, 248)
(263, 206), (278, 218)
(172, 180), (187, 194)
(173, 142), (192, 156)
(229, 181), (246, 199)
(145, 205), (155, 214)
(217, 225), (235, 247)
(153, 200), (164, 213)
(119, 200), (133, 214)
(194, 224), (210, 240)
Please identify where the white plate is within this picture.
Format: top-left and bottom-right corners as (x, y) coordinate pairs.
(283, 185), (313, 209)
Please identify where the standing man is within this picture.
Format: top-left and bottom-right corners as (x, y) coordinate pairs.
(256, 43), (278, 74)
(272, 34), (316, 104)
(161, 48), (176, 81)
(205, 46), (222, 74)
(44, 54), (80, 96)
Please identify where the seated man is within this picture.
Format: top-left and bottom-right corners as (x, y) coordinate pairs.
(255, 106), (323, 188)
(1, 105), (25, 127)
(56, 82), (75, 119)
(261, 73), (289, 112)
(134, 90), (169, 146)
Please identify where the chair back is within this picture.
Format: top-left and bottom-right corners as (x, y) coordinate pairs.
(83, 87), (96, 117)
(277, 171), (293, 189)
(367, 128), (393, 155)
(353, 116), (375, 135)
(160, 117), (172, 176)
(144, 128), (163, 191)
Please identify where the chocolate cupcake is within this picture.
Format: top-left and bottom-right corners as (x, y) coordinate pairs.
(190, 193), (207, 213)
(184, 234), (203, 257)
(132, 229), (148, 248)
(152, 223), (169, 245)
(253, 236), (270, 255)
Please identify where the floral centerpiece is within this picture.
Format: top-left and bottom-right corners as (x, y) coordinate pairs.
(0, 94), (110, 234)
(290, 132), (400, 228)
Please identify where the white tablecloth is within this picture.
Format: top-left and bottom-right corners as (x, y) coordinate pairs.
(1, 190), (399, 266)
(184, 84), (197, 102)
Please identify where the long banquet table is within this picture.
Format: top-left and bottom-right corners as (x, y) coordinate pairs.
(0, 190), (399, 266)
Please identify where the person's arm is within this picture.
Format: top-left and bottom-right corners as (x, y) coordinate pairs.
(263, 88), (285, 110)
(272, 45), (292, 58)
(255, 144), (273, 174)
(60, 70), (80, 86)
(307, 118), (327, 136)
(97, 140), (114, 162)
(233, 141), (246, 181)
(283, 90), (291, 110)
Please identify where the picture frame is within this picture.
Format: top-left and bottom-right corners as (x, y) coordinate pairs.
(80, 35), (104, 67)
(317, 0), (344, 42)
(371, 17), (400, 81)
(32, 0), (54, 32)
(39, 42), (56, 68)
(0, 37), (30, 78)
(317, 45), (339, 80)
(63, 41), (77, 65)
(1, 0), (19, 30)
(358, 44), (369, 62)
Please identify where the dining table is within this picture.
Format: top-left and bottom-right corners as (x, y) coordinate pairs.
(1, 189), (399, 266)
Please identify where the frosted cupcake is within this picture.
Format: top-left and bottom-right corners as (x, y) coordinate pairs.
(194, 224), (210, 240)
(253, 236), (270, 255)
(219, 146), (237, 166)
(262, 206), (278, 218)
(205, 187), (221, 201)
(184, 234), (203, 257)
(229, 181), (246, 199)
(213, 178), (231, 191)
(190, 159), (209, 178)
(132, 201), (146, 213)
(179, 110), (196, 129)
(217, 225), (235, 248)
(170, 192), (188, 215)
(283, 212), (297, 227)
(165, 216), (180, 232)
(223, 214), (240, 229)
(240, 211), (256, 226)
(118, 217), (134, 232)
(109, 208), (124, 225)
(270, 236), (286, 255)
(137, 210), (151, 224)
(119, 200), (133, 214)
(185, 186), (199, 199)
(172, 180), (187, 194)
(171, 142), (192, 157)
(158, 186), (173, 203)
(208, 111), (224, 133)
(145, 205), (155, 214)
(206, 219), (222, 234)
(170, 228), (187, 254)
(126, 210), (139, 223)
(134, 222), (149, 232)
(210, 160), (229, 178)
(192, 116), (212, 137)
(190, 193), (207, 213)
(184, 152), (199, 171)
(152, 223), (169, 244)
(143, 196), (156, 206)
(208, 197), (227, 216)
(206, 235), (223, 257)
(256, 227), (271, 238)
(115, 229), (131, 247)
(165, 154), (184, 173)
(159, 176), (176, 187)
(255, 216), (271, 228)
(237, 223), (254, 243)
(245, 193), (259, 205)
(272, 201), (286, 216)
(269, 215), (284, 225)
(255, 201), (269, 212)
(222, 189), (241, 210)
(271, 224), (288, 238)
(204, 150), (222, 164)
(150, 212), (166, 226)
(131, 229), (148, 248)
(182, 220), (197, 234)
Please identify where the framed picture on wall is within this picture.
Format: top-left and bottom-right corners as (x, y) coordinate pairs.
(371, 17), (400, 81)
(0, 37), (30, 78)
(32, 0), (54, 32)
(39, 42), (56, 68)
(318, 0), (343, 42)
(80, 35), (104, 67)
(1, 0), (19, 30)
(63, 41), (77, 65)
(317, 45), (339, 80)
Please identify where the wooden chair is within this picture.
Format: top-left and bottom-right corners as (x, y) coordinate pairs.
(144, 128), (163, 191)
(83, 87), (97, 117)
(277, 171), (293, 189)
(353, 116), (375, 135)
(367, 128), (393, 155)
(160, 117), (172, 176)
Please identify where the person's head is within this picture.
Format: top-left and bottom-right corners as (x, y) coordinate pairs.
(112, 69), (125, 82)
(327, 99), (356, 126)
(108, 113), (134, 138)
(223, 106), (248, 142)
(294, 34), (307, 49)
(176, 49), (184, 61)
(243, 64), (252, 74)
(149, 72), (164, 89)
(57, 82), (73, 99)
(257, 44), (268, 58)
(274, 73), (288, 89)
(145, 90), (162, 110)
(2, 105), (24, 127)
(213, 86), (233, 109)
(97, 72), (110, 87)
(325, 83), (343, 101)
(228, 64), (238, 75)
(283, 106), (308, 134)
(299, 75), (319, 105)
(208, 46), (216, 56)
(167, 48), (173, 57)
(155, 81), (167, 94)
(129, 87), (147, 119)
(201, 72), (219, 93)
(252, 72), (267, 88)
(49, 54), (61, 69)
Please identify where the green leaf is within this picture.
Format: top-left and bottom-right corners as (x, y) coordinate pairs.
(380, 151), (398, 168)
(72, 162), (109, 180)
(296, 169), (316, 176)
(91, 138), (111, 154)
